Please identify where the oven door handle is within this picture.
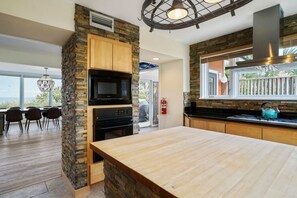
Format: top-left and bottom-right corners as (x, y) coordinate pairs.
(98, 123), (133, 130)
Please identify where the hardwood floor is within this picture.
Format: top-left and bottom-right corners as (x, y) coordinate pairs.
(0, 122), (61, 195)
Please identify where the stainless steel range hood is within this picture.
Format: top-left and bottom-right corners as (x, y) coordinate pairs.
(227, 5), (297, 70)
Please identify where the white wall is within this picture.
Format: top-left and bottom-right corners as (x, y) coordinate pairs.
(0, 0), (74, 31)
(140, 28), (189, 92)
(159, 60), (184, 129)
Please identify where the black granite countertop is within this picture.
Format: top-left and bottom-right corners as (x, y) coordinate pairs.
(184, 107), (297, 129)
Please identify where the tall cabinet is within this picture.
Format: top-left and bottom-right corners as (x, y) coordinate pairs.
(88, 34), (132, 73)
(87, 34), (133, 185)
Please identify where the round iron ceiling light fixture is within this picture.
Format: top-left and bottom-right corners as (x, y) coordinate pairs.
(167, 0), (188, 20)
(141, 0), (253, 32)
(204, 0), (224, 4)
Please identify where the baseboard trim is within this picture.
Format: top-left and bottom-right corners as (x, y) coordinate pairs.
(62, 171), (90, 198)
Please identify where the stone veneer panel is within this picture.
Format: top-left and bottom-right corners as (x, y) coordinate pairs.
(62, 4), (139, 190)
(104, 160), (160, 198)
(190, 13), (297, 112)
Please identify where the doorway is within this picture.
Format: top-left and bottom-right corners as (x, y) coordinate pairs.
(139, 63), (159, 132)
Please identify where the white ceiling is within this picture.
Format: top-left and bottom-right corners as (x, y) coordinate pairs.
(140, 49), (178, 64)
(0, 34), (61, 54)
(1, 0), (296, 70)
(0, 34), (62, 68)
(71, 0), (297, 45)
(0, 62), (61, 77)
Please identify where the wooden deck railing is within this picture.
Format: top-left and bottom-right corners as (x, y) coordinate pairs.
(239, 76), (297, 95)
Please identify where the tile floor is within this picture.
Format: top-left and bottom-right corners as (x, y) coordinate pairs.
(1, 176), (105, 198)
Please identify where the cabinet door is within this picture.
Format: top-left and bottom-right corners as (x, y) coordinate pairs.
(206, 121), (225, 133)
(113, 43), (132, 73)
(191, 119), (207, 130)
(89, 37), (113, 70)
(226, 122), (262, 139)
(263, 127), (297, 146)
(191, 118), (225, 133)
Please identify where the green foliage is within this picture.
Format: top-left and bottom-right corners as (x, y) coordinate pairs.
(0, 86), (62, 108)
(0, 101), (19, 109)
(52, 87), (62, 106)
(139, 81), (150, 102)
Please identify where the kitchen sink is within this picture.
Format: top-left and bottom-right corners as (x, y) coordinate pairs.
(227, 114), (297, 127)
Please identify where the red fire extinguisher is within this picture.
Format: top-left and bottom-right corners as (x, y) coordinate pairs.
(161, 98), (167, 115)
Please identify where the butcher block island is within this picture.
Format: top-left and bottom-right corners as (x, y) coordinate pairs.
(90, 126), (297, 198)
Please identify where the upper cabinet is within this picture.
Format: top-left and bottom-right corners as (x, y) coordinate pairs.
(89, 37), (113, 70)
(88, 34), (132, 73)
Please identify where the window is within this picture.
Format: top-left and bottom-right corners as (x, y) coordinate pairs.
(200, 43), (297, 100)
(52, 79), (62, 106)
(0, 74), (61, 108)
(239, 66), (297, 96)
(0, 76), (20, 108)
(24, 77), (49, 107)
(201, 51), (252, 99)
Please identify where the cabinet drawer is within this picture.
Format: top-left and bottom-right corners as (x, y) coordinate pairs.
(263, 127), (297, 146)
(226, 122), (262, 139)
(190, 118), (225, 133)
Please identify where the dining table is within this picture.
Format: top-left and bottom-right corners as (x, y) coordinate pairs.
(0, 107), (61, 135)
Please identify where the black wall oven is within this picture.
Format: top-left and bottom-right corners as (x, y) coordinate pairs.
(93, 107), (133, 163)
(88, 69), (132, 105)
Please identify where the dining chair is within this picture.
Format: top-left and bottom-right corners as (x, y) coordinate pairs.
(25, 108), (42, 131)
(9, 107), (21, 110)
(43, 107), (61, 130)
(42, 106), (52, 126)
(5, 108), (23, 134)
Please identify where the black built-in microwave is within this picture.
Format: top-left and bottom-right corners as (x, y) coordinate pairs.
(88, 69), (132, 105)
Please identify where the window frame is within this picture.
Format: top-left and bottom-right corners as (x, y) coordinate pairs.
(200, 46), (297, 101)
(0, 72), (62, 108)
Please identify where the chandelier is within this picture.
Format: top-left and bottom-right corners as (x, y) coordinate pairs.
(37, 68), (55, 92)
(141, 0), (253, 32)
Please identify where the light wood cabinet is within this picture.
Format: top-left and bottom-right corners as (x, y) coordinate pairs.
(184, 116), (297, 146)
(190, 118), (225, 133)
(113, 43), (132, 73)
(184, 116), (190, 127)
(89, 37), (113, 70)
(263, 126), (297, 146)
(89, 162), (104, 184)
(226, 122), (262, 139)
(88, 34), (132, 73)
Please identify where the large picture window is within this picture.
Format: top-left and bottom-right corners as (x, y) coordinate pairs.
(0, 74), (61, 108)
(200, 37), (297, 100)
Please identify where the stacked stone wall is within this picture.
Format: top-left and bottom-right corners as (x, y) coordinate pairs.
(62, 4), (139, 189)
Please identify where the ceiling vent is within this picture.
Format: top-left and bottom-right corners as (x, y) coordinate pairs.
(89, 11), (114, 32)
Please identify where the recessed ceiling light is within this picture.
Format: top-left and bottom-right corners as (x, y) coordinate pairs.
(204, 0), (223, 3)
(153, 57), (160, 61)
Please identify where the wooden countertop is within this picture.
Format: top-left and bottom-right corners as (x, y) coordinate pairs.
(90, 126), (297, 197)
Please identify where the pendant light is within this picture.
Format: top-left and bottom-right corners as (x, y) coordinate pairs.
(37, 67), (55, 92)
(204, 0), (224, 3)
(167, 0), (188, 20)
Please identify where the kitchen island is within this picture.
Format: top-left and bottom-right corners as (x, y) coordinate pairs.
(91, 126), (297, 198)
